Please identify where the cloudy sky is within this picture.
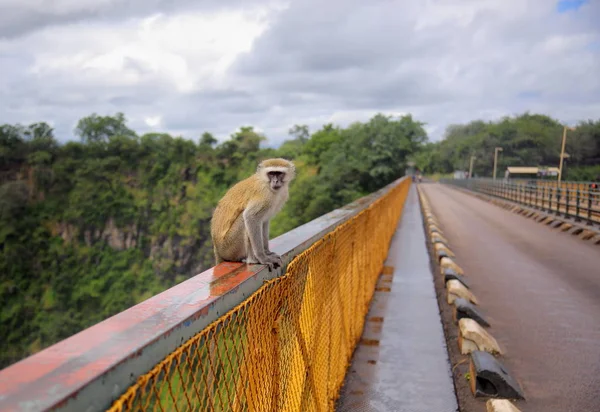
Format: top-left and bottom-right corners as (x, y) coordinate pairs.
(1, 0), (599, 145)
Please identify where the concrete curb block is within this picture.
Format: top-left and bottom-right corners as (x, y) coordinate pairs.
(560, 223), (573, 232)
(440, 256), (464, 275)
(416, 185), (528, 405)
(453, 297), (489, 327)
(579, 229), (596, 240)
(486, 399), (522, 412)
(443, 184), (600, 246)
(426, 218), (439, 227)
(428, 224), (443, 235)
(458, 318), (501, 355)
(431, 232), (449, 245)
(447, 279), (479, 305)
(444, 270), (470, 288)
(434, 243), (455, 260)
(469, 351), (525, 400)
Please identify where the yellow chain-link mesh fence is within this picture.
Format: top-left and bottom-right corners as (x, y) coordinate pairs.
(107, 178), (410, 412)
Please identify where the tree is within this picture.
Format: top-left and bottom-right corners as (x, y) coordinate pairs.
(74, 113), (136, 143)
(200, 132), (217, 147)
(303, 124), (342, 166)
(288, 124), (310, 143)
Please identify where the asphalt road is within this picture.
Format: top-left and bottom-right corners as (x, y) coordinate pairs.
(421, 183), (600, 412)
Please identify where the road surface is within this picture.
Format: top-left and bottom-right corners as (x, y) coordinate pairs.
(421, 183), (600, 412)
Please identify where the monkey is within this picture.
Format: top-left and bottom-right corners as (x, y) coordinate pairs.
(210, 158), (295, 270)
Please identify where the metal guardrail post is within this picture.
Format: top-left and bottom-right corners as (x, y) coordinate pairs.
(542, 186), (547, 212)
(587, 192), (593, 225)
(520, 184), (524, 204)
(575, 189), (581, 222)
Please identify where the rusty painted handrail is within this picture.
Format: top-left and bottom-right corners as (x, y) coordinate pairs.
(0, 176), (409, 412)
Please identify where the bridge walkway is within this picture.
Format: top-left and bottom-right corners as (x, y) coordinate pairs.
(336, 185), (458, 411)
(421, 183), (600, 412)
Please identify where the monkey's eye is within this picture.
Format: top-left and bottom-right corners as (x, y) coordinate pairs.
(267, 171), (284, 179)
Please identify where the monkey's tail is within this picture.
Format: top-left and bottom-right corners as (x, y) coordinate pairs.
(214, 245), (224, 266)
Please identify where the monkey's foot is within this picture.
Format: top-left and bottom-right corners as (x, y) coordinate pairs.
(245, 254), (281, 271)
(266, 254), (283, 268)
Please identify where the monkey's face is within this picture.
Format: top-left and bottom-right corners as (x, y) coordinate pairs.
(267, 171), (286, 191)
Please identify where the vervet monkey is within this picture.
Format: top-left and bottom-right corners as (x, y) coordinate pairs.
(211, 158), (295, 269)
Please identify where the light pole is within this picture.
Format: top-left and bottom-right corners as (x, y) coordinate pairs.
(469, 155), (476, 178)
(493, 147), (503, 180)
(558, 126), (575, 183)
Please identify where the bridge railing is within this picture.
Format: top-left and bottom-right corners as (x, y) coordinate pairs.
(441, 178), (600, 225)
(505, 178), (598, 192)
(0, 177), (412, 412)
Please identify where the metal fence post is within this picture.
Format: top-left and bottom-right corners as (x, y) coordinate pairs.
(575, 189), (581, 222)
(542, 186), (546, 212)
(587, 190), (593, 225)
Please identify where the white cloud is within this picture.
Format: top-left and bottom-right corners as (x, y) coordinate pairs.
(27, 9), (271, 93)
(0, 0), (598, 145)
(144, 115), (162, 128)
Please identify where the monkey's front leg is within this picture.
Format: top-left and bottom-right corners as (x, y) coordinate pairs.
(262, 220), (282, 267)
(262, 221), (278, 256)
(243, 210), (278, 269)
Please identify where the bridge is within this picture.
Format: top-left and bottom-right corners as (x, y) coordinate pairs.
(0, 176), (599, 412)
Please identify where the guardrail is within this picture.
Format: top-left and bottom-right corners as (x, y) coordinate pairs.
(507, 179), (598, 191)
(441, 178), (600, 226)
(0, 176), (411, 412)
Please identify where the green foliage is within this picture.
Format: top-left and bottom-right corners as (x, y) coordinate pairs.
(0, 111), (427, 369)
(75, 112), (135, 143)
(418, 113), (600, 180)
(271, 113), (427, 232)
